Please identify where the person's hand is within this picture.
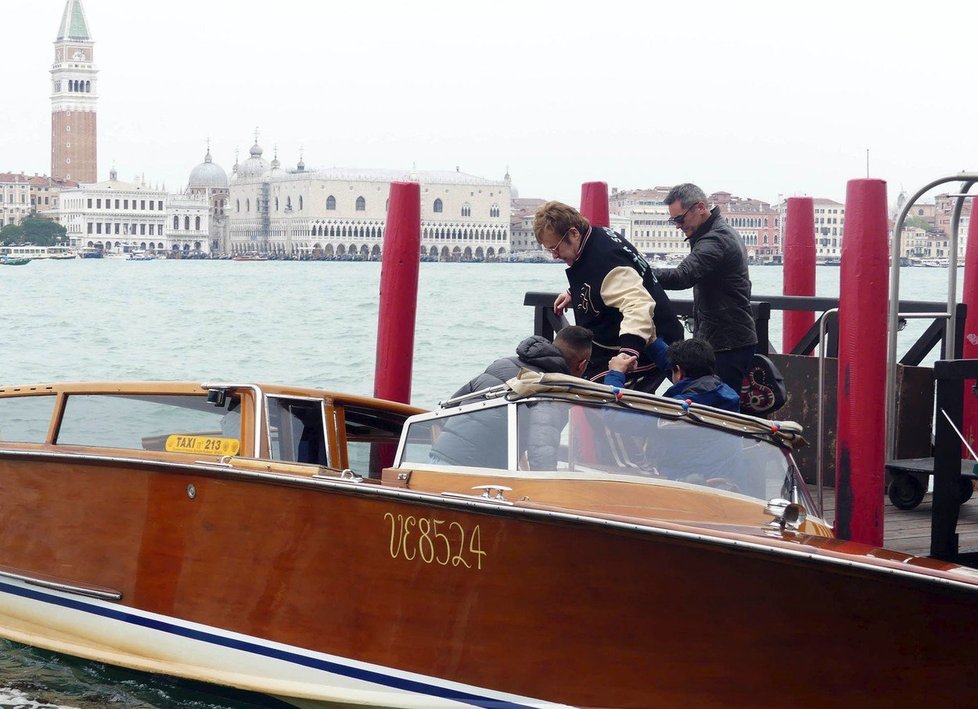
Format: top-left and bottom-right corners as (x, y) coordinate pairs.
(553, 290), (572, 316)
(609, 353), (637, 373)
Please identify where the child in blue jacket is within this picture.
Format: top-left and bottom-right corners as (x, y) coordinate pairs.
(605, 337), (740, 412)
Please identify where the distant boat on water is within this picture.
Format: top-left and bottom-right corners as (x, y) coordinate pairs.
(232, 252), (269, 261)
(0, 255), (30, 266)
(0, 245), (76, 260)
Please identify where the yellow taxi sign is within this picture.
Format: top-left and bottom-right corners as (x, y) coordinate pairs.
(165, 434), (240, 456)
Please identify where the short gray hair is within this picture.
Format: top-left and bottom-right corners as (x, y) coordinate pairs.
(664, 183), (708, 209)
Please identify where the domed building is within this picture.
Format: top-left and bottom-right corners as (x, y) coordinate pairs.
(236, 142), (268, 181)
(188, 149), (229, 191)
(167, 146), (230, 256)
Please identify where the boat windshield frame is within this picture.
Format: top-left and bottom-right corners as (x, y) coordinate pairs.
(396, 379), (812, 508)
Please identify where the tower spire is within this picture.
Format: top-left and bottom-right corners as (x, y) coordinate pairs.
(51, 0), (98, 182)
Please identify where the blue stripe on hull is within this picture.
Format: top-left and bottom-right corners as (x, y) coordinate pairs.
(0, 580), (538, 708)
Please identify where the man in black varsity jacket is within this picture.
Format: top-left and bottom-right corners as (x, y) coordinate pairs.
(533, 201), (683, 389)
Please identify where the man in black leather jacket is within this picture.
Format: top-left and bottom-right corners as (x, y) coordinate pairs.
(655, 183), (757, 391)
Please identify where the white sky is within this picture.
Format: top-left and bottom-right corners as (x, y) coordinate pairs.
(4, 0), (977, 206)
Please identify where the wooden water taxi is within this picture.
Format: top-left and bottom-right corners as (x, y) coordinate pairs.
(0, 374), (976, 707)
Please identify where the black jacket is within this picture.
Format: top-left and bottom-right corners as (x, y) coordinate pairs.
(566, 226), (682, 378)
(654, 208), (757, 351)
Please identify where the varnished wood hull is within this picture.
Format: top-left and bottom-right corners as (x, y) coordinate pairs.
(1, 449), (977, 707)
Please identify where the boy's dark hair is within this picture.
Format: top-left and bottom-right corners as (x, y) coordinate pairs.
(554, 325), (593, 363)
(666, 338), (716, 379)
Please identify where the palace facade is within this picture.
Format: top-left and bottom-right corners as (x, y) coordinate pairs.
(226, 142), (511, 260)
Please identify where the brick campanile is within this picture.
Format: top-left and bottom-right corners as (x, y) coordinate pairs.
(50, 0), (97, 183)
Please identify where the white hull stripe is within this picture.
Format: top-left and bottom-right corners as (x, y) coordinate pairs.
(0, 580), (545, 708)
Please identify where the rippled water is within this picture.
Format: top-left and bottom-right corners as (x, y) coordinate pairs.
(0, 257), (956, 705)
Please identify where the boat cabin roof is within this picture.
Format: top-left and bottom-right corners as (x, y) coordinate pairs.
(0, 380), (423, 476)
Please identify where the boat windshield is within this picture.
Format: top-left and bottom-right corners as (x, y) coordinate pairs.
(399, 399), (808, 506)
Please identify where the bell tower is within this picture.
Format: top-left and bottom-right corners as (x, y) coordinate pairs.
(51, 0), (97, 183)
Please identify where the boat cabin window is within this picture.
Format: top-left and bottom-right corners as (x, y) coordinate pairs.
(401, 404), (509, 470)
(0, 394), (56, 443)
(56, 394), (237, 454)
(266, 397), (328, 466)
(399, 399), (807, 506)
(341, 405), (415, 474)
(543, 401), (799, 503)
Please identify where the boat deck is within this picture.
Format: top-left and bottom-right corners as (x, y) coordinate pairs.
(814, 487), (978, 558)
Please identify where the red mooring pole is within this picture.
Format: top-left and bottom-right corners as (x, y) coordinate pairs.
(374, 181), (421, 416)
(835, 179), (888, 545)
(961, 196), (978, 454)
(782, 197), (816, 354)
(580, 181), (610, 228)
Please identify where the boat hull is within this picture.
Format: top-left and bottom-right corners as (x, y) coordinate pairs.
(1, 450), (977, 706)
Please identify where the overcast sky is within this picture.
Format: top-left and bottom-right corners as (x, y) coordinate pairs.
(4, 0), (976, 207)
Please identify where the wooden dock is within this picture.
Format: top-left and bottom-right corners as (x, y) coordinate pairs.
(815, 487), (978, 559)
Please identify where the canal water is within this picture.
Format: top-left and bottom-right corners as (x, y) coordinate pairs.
(0, 258), (959, 706)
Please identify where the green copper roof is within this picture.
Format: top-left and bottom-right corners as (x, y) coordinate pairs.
(56, 0), (91, 41)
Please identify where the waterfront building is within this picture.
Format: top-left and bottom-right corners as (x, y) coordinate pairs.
(30, 175), (78, 219)
(509, 198), (546, 257)
(58, 170), (169, 255)
(624, 205), (681, 258)
(0, 174), (32, 228)
(226, 141), (511, 260)
(51, 0), (98, 183)
(169, 148), (229, 255)
(0, 173), (80, 229)
(609, 188), (686, 260)
(935, 191), (973, 240)
(610, 187), (780, 263)
(812, 198), (846, 261)
(713, 192), (780, 263)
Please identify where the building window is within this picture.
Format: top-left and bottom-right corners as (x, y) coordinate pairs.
(462, 204), (471, 217)
(173, 216), (179, 230)
(326, 195), (336, 210)
(490, 204), (500, 218)
(184, 216), (190, 230)
(275, 197), (279, 211)
(434, 198), (443, 213)
(195, 216), (200, 230)
(299, 196), (303, 211)
(356, 196), (366, 211)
